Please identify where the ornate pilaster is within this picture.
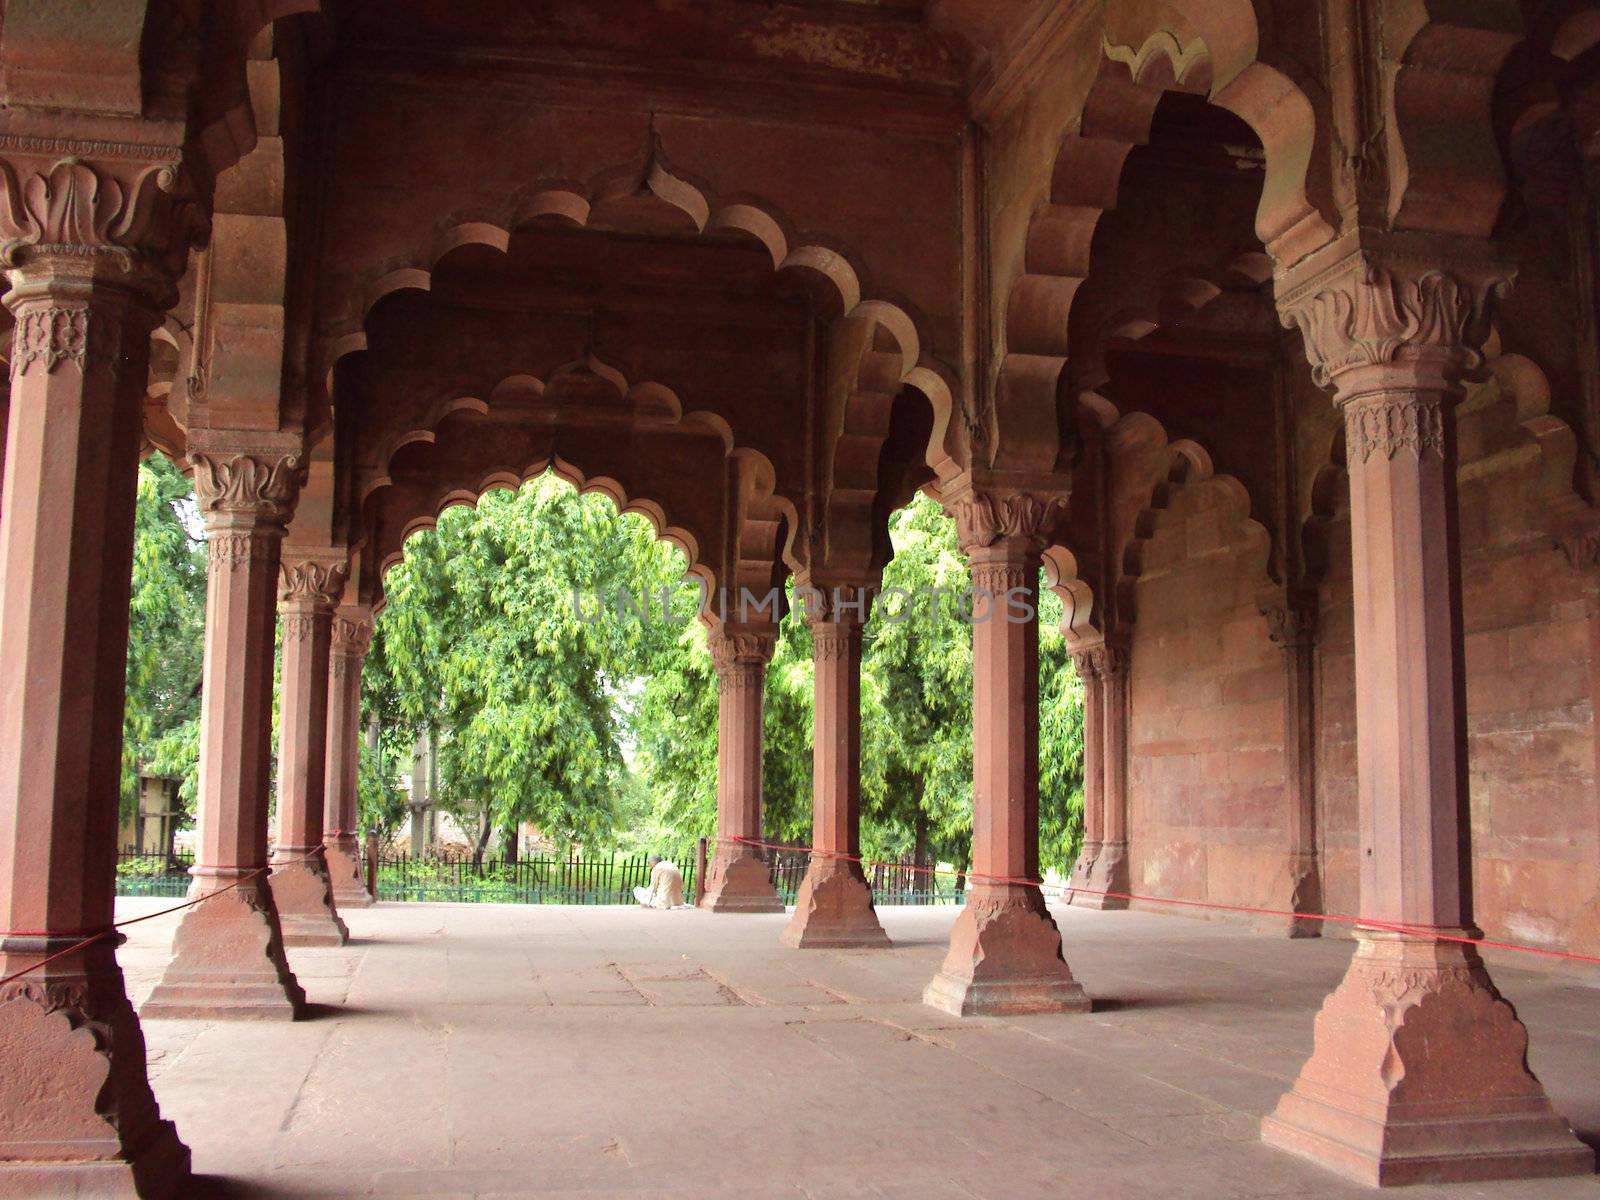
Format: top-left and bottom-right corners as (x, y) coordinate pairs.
(145, 438), (310, 1020)
(1070, 641), (1130, 911)
(325, 608), (375, 909)
(0, 149), (199, 1192)
(1262, 593), (1322, 937)
(270, 556), (351, 947)
(1067, 646), (1105, 902)
(1553, 530), (1600, 983)
(1263, 238), (1591, 1183)
(701, 623), (784, 913)
(783, 582), (890, 949)
(924, 477), (1089, 1017)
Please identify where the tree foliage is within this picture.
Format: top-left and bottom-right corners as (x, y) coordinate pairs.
(123, 455), (207, 818)
(363, 476), (1084, 872)
(365, 476), (688, 854)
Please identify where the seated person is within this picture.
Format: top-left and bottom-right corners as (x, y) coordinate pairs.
(633, 853), (684, 909)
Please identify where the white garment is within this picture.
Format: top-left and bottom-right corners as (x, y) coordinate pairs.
(633, 859), (684, 909)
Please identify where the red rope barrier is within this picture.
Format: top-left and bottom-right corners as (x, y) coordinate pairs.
(0, 854), (321, 989)
(725, 836), (1600, 967)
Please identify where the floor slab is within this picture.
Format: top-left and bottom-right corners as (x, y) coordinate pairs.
(108, 898), (1600, 1199)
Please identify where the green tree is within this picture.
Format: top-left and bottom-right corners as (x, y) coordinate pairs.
(123, 455), (207, 819)
(859, 493), (1085, 876)
(363, 477), (1083, 876)
(365, 475), (689, 858)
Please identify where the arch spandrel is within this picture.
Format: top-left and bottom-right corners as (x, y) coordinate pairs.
(313, 141), (958, 427)
(980, 1), (1332, 484)
(326, 163), (960, 589)
(355, 364), (797, 613)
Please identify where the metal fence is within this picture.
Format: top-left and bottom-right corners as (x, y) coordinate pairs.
(375, 847), (702, 905)
(765, 845), (965, 906)
(112, 845), (968, 907)
(114, 850), (195, 897)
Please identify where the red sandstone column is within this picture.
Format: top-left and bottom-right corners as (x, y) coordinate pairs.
(1066, 647), (1104, 902)
(1262, 243), (1591, 1184)
(144, 438), (308, 1020)
(270, 557), (350, 946)
(700, 623), (784, 913)
(1075, 643), (1131, 910)
(1264, 598), (1322, 937)
(0, 190), (191, 1191)
(324, 607), (374, 908)
(783, 585), (890, 948)
(924, 485), (1090, 1016)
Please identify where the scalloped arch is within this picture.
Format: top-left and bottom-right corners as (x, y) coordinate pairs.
(320, 160), (942, 424)
(363, 362), (795, 606)
(1042, 543), (1099, 646)
(1108, 413), (1272, 634)
(377, 457), (711, 606)
(359, 368), (711, 509)
(995, 4), (1331, 469)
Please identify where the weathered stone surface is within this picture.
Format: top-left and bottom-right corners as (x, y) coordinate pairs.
(1263, 932), (1593, 1185)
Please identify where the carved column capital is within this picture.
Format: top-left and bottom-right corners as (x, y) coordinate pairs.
(1275, 237), (1511, 400)
(794, 575), (876, 627)
(709, 624), (778, 674)
(811, 622), (864, 663)
(332, 610), (375, 656)
(946, 489), (1065, 556)
(1262, 595), (1319, 650)
(0, 150), (207, 310)
(1070, 644), (1104, 684)
(279, 558), (349, 611)
(1070, 641), (1127, 683)
(188, 440), (305, 529)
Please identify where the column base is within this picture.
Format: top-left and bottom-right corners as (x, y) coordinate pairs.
(0, 1130), (189, 1199)
(270, 848), (350, 946)
(1254, 855), (1324, 938)
(1069, 841), (1129, 910)
(781, 856), (890, 949)
(324, 837), (373, 908)
(700, 848), (783, 914)
(923, 888), (1091, 1016)
(1261, 929), (1594, 1186)
(0, 943), (191, 1197)
(142, 877), (307, 1020)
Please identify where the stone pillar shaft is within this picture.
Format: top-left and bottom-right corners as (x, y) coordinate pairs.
(1266, 601), (1322, 936)
(144, 443), (308, 1019)
(270, 558), (349, 946)
(701, 624), (783, 913)
(1072, 645), (1130, 909)
(324, 608), (374, 907)
(1068, 651), (1104, 900)
(783, 594), (889, 948)
(0, 266), (189, 1189)
(812, 619), (861, 857)
(924, 487), (1089, 1016)
(1262, 244), (1591, 1185)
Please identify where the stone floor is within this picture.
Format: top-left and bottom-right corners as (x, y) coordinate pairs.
(114, 898), (1600, 1199)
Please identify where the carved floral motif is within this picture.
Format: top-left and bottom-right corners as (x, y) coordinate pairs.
(1262, 600), (1319, 649)
(949, 492), (1064, 553)
(1276, 249), (1510, 391)
(332, 615), (375, 656)
(810, 625), (862, 663)
(708, 629), (777, 673)
(208, 532), (276, 569)
(190, 451), (304, 524)
(1346, 394), (1445, 463)
(0, 156), (198, 288)
(279, 559), (349, 608)
(1071, 643), (1128, 683)
(9, 305), (98, 377)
